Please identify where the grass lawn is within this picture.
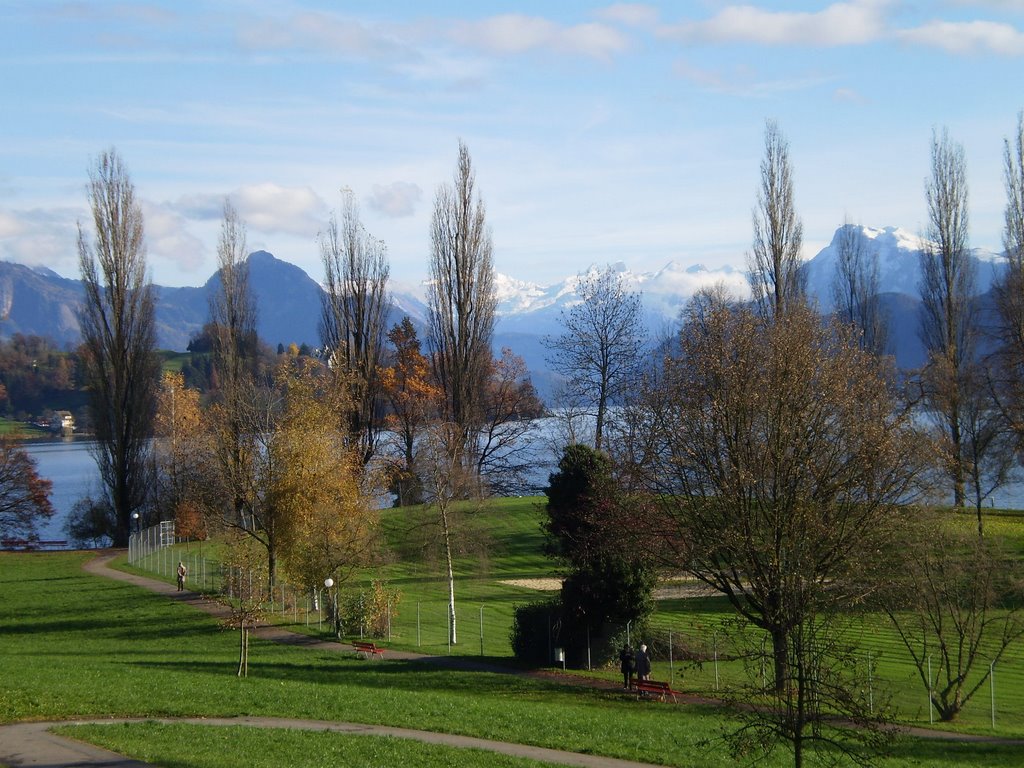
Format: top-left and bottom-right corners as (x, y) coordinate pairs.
(0, 417), (38, 438)
(54, 723), (561, 768)
(128, 497), (1024, 740)
(4, 551), (1024, 767)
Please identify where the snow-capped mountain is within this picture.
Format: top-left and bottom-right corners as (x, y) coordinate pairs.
(492, 259), (748, 337)
(802, 225), (1003, 312)
(0, 223), (1007, 384)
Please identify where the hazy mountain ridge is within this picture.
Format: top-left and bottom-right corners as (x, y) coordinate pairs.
(0, 225), (1007, 384)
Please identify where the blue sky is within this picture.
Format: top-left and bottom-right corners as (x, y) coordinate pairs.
(2, 1), (1022, 292)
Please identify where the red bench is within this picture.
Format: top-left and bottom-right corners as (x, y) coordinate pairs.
(635, 679), (680, 703)
(352, 640), (385, 659)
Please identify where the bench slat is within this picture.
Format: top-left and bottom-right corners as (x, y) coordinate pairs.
(352, 641), (385, 659)
(635, 680), (679, 703)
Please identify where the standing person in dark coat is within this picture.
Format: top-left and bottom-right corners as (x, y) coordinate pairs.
(635, 643), (651, 682)
(618, 645), (635, 689)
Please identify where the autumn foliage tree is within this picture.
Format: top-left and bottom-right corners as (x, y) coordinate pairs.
(0, 438), (54, 543)
(273, 359), (379, 636)
(151, 371), (208, 539)
(379, 317), (441, 506)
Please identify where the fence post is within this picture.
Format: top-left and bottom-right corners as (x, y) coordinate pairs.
(669, 631), (674, 685)
(867, 651), (874, 714)
(990, 660), (996, 729)
(479, 605), (484, 657)
(928, 655), (934, 725)
(586, 626), (591, 671)
(714, 632), (720, 691)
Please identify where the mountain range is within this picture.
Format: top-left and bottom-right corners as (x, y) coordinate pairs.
(0, 225), (1008, 395)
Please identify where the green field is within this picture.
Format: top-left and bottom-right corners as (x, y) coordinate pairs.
(5, 499), (1024, 767)
(133, 497), (1024, 739)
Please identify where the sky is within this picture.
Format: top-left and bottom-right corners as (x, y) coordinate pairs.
(2, 1), (1023, 294)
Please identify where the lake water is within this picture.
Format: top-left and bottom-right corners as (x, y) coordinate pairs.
(22, 439), (104, 543)
(20, 430), (1024, 547)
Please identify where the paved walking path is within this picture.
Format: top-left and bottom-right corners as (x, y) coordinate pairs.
(0, 551), (667, 768)
(0, 716), (664, 768)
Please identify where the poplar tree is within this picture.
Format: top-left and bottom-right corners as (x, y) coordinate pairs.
(78, 148), (158, 546)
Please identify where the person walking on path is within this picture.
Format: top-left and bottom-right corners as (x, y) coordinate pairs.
(619, 645), (635, 690)
(635, 644), (651, 683)
(176, 561), (187, 591)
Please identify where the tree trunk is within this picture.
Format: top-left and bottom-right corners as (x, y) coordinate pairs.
(441, 506), (457, 645)
(771, 627), (789, 694)
(237, 623), (246, 677)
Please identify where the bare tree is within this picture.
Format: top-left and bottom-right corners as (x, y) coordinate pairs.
(320, 189), (391, 465)
(831, 219), (888, 356)
(991, 113), (1024, 451)
(77, 148), (159, 547)
(918, 127), (976, 508)
(475, 348), (543, 495)
(427, 140), (497, 474)
(749, 120), (805, 319)
(629, 301), (922, 764)
(209, 200), (259, 530)
(417, 421), (487, 646)
(884, 515), (1024, 722)
(544, 267), (646, 451)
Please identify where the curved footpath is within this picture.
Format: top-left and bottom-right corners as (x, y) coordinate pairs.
(2, 552), (1021, 768)
(0, 551), (663, 768)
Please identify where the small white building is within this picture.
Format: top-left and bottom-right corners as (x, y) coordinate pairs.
(50, 411), (74, 435)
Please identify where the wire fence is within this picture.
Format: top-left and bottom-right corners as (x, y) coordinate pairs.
(126, 523), (1024, 731)
(127, 524), (494, 653)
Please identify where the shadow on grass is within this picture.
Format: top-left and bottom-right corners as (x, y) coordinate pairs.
(886, 735), (1024, 765)
(125, 656), (592, 698)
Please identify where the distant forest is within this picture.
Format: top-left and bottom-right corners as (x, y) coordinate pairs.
(0, 329), (316, 427)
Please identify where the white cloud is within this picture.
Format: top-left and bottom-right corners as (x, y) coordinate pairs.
(662, 1), (889, 46)
(597, 4), (660, 28)
(368, 182), (423, 218)
(0, 208), (80, 278)
(0, 211), (25, 237)
(451, 14), (630, 59)
(238, 12), (403, 60)
(833, 87), (869, 103)
(674, 60), (833, 96)
(944, 1), (1024, 11)
(141, 202), (206, 274)
(897, 19), (1024, 54)
(172, 184), (327, 237)
(233, 184), (327, 236)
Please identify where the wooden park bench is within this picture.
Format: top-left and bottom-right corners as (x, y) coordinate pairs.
(635, 679), (680, 703)
(352, 641), (385, 659)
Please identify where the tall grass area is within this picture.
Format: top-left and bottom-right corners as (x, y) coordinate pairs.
(126, 497), (1024, 739)
(3, 551), (1023, 767)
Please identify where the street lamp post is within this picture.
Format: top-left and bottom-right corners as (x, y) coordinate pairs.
(324, 577), (336, 639)
(130, 512), (140, 563)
